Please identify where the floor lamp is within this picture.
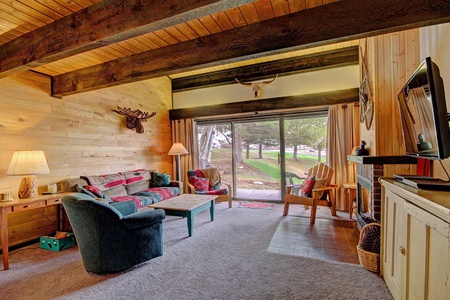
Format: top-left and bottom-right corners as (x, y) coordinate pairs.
(168, 143), (189, 182)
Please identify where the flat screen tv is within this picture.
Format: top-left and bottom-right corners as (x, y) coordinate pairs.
(397, 57), (450, 160)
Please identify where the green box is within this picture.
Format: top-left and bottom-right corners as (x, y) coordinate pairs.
(40, 232), (75, 252)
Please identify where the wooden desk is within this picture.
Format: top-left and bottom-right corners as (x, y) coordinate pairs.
(0, 193), (68, 270)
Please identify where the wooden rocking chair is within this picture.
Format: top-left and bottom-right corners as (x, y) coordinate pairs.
(283, 163), (338, 224)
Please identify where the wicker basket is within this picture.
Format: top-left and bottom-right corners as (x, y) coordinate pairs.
(357, 223), (380, 273)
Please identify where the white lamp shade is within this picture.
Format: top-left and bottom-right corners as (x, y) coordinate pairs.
(7, 150), (50, 175)
(168, 143), (189, 155)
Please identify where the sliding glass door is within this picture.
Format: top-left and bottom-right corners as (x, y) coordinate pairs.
(196, 110), (328, 202)
(233, 119), (281, 201)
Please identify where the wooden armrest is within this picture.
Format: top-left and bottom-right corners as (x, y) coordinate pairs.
(221, 181), (233, 197)
(186, 182), (195, 194)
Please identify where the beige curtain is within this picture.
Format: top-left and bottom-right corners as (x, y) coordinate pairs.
(327, 104), (358, 210)
(171, 119), (198, 192)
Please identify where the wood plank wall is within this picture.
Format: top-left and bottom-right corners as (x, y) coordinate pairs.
(0, 74), (173, 247)
(359, 29), (420, 177)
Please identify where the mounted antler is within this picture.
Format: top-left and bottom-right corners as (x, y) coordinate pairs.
(235, 74), (278, 98)
(113, 106), (156, 134)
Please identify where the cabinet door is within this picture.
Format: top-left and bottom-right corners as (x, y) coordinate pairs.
(382, 188), (405, 300)
(403, 202), (450, 300)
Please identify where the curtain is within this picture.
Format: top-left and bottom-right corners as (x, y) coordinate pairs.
(327, 104), (358, 210)
(171, 119), (198, 192)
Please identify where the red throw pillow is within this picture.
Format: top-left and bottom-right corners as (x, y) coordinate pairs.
(189, 176), (209, 192)
(300, 176), (315, 197)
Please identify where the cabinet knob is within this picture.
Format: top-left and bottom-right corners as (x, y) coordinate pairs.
(399, 246), (406, 255)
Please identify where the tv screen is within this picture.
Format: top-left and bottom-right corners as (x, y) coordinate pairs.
(397, 57), (450, 160)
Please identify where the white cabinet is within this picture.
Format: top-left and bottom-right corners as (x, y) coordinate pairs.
(380, 179), (450, 300)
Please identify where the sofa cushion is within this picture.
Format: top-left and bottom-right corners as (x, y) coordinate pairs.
(83, 185), (113, 203)
(125, 180), (150, 195)
(110, 195), (152, 208)
(150, 172), (171, 187)
(103, 185), (128, 197)
(82, 173), (126, 191)
(136, 187), (181, 203)
(122, 169), (151, 184)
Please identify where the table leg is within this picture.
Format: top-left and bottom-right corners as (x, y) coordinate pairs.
(1, 208), (9, 270)
(210, 200), (215, 221)
(187, 213), (194, 237)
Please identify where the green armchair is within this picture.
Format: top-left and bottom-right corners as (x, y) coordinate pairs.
(61, 193), (165, 274)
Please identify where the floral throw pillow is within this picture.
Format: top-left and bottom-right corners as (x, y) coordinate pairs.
(150, 172), (171, 187)
(300, 176), (315, 197)
(189, 176), (209, 192)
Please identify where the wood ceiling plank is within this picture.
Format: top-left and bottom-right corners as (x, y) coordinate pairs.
(0, 0), (254, 77)
(134, 35), (160, 50)
(35, 0), (74, 16)
(174, 23), (200, 40)
(254, 0), (275, 20)
(288, 0), (306, 13)
(17, 0), (65, 20)
(186, 19), (211, 36)
(51, 0), (450, 97)
(53, 0), (83, 12)
(210, 11), (235, 31)
(154, 29), (182, 45)
(225, 7), (248, 28)
(144, 32), (170, 48)
(198, 15), (223, 34)
(163, 26), (189, 42)
(272, 0), (291, 17)
(239, 3), (261, 24)
(169, 88), (359, 120)
(306, 0), (324, 9)
(0, 0), (52, 26)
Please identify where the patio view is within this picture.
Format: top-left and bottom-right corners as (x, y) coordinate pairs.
(197, 115), (328, 201)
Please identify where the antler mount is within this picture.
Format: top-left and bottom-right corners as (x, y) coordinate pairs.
(113, 106), (156, 134)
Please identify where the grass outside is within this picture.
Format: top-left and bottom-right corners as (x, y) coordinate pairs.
(210, 148), (324, 190)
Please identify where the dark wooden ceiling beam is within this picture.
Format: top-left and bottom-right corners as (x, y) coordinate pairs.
(172, 46), (359, 92)
(169, 88), (359, 120)
(0, 0), (254, 78)
(52, 0), (450, 97)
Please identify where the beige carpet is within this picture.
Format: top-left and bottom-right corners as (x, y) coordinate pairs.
(0, 203), (391, 300)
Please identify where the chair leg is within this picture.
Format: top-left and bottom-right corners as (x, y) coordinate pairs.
(310, 203), (317, 224)
(283, 201), (289, 216)
(228, 198), (232, 208)
(329, 190), (337, 216)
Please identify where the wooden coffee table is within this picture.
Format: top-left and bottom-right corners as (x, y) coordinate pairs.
(149, 194), (217, 237)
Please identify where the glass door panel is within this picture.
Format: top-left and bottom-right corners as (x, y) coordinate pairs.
(233, 119), (281, 201)
(283, 116), (328, 195)
(197, 123), (233, 185)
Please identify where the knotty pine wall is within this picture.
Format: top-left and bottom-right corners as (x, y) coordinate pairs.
(359, 29), (420, 177)
(0, 74), (173, 247)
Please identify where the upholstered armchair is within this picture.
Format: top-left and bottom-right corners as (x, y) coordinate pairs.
(187, 168), (233, 208)
(61, 193), (165, 274)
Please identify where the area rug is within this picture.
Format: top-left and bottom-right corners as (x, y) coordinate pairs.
(238, 201), (275, 210)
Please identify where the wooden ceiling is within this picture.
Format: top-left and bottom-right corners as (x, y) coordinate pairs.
(0, 0), (449, 98)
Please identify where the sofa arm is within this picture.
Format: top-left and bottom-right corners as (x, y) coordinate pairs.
(122, 209), (166, 229)
(111, 201), (137, 216)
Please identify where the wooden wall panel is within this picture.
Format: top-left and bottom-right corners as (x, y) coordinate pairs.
(359, 29), (420, 177)
(0, 75), (172, 247)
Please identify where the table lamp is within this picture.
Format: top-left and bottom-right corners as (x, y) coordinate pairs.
(7, 150), (50, 199)
(168, 143), (189, 182)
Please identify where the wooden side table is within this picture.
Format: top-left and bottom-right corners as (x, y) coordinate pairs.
(343, 183), (357, 219)
(0, 193), (68, 270)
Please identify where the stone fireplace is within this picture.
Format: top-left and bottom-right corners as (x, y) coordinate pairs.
(348, 155), (417, 229)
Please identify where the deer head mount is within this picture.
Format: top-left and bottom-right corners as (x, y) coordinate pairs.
(235, 74), (278, 98)
(113, 106), (156, 134)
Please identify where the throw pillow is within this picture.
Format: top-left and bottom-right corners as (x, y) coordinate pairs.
(312, 178), (327, 199)
(102, 184), (128, 197)
(300, 176), (315, 197)
(189, 176), (209, 192)
(150, 172), (171, 187)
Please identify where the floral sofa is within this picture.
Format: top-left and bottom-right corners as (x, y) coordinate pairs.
(60, 169), (181, 210)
